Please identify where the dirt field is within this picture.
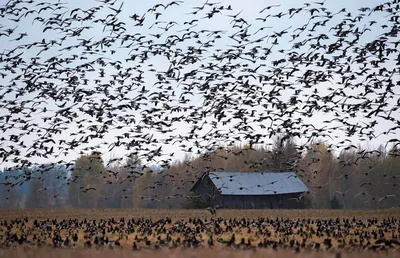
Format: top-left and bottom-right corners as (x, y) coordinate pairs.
(1, 208), (399, 220)
(0, 247), (397, 258)
(0, 208), (399, 258)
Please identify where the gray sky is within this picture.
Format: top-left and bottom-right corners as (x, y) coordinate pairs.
(0, 0), (398, 169)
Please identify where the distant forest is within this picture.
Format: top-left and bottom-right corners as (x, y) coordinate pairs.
(1, 136), (399, 210)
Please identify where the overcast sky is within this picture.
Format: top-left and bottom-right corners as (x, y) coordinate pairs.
(0, 0), (398, 169)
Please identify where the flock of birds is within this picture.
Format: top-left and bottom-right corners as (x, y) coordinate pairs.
(0, 0), (399, 203)
(0, 215), (400, 253)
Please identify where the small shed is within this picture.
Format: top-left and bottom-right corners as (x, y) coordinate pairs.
(190, 171), (309, 209)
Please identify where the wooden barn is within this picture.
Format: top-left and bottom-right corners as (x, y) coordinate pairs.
(190, 172), (309, 209)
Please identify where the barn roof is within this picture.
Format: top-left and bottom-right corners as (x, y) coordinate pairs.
(195, 171), (309, 196)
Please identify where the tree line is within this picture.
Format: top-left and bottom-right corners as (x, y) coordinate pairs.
(1, 136), (399, 209)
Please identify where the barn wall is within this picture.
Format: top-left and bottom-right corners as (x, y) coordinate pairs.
(283, 193), (307, 209)
(215, 193), (306, 209)
(192, 177), (221, 205)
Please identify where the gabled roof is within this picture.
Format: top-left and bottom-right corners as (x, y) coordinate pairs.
(193, 171), (309, 196)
